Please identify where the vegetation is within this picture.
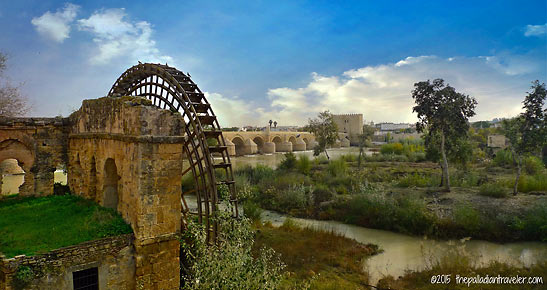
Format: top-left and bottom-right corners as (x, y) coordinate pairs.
(253, 219), (381, 289)
(502, 81), (546, 195)
(232, 152), (546, 242)
(304, 111), (338, 159)
(0, 52), (30, 117)
(412, 79), (477, 191)
(0, 195), (132, 258)
(180, 190), (285, 290)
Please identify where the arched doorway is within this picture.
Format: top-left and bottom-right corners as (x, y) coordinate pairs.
(0, 139), (34, 196)
(302, 138), (310, 150)
(0, 159), (25, 195)
(103, 158), (119, 210)
(253, 136), (265, 154)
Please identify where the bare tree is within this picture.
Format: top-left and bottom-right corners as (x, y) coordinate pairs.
(0, 52), (30, 117)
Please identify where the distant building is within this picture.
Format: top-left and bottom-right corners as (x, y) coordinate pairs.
(376, 122), (412, 131)
(332, 114), (363, 145)
(487, 134), (507, 150)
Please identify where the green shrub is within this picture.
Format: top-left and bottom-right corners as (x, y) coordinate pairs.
(180, 207), (284, 289)
(275, 184), (312, 211)
(296, 155), (312, 175)
(453, 204), (481, 235)
(512, 204), (547, 241)
(312, 185), (333, 205)
(327, 159), (347, 176)
(493, 149), (513, 167)
(451, 171), (481, 187)
(479, 182), (508, 198)
(518, 174), (547, 193)
(335, 194), (433, 235)
(340, 154), (358, 162)
(523, 156), (545, 175)
(235, 164), (275, 184)
(12, 265), (33, 290)
(313, 155), (329, 165)
(242, 201), (262, 222)
(397, 173), (436, 188)
(380, 143), (404, 155)
(278, 152), (297, 170)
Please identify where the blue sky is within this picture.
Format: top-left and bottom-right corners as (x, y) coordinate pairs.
(0, 1), (545, 126)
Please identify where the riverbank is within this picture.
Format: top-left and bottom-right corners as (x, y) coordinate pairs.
(235, 152), (546, 242)
(252, 219), (381, 289)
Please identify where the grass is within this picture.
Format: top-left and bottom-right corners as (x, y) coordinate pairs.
(0, 195), (132, 258)
(252, 219), (381, 289)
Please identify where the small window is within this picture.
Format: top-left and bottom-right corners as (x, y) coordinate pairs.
(73, 267), (98, 290)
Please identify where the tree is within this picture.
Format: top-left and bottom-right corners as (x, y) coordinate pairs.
(0, 52), (30, 117)
(412, 79), (477, 192)
(357, 124), (375, 168)
(304, 111), (338, 160)
(503, 81), (546, 195)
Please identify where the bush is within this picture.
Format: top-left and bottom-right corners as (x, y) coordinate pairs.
(396, 173), (437, 188)
(275, 184), (313, 211)
(452, 204), (481, 235)
(479, 182), (508, 198)
(512, 204), (547, 241)
(312, 185), (333, 205)
(12, 266), (33, 290)
(180, 209), (284, 289)
(517, 174), (547, 193)
(327, 159), (347, 177)
(235, 164), (275, 185)
(523, 156), (545, 175)
(278, 152), (297, 170)
(296, 155), (312, 175)
(242, 200), (262, 222)
(492, 149), (513, 167)
(335, 194), (433, 235)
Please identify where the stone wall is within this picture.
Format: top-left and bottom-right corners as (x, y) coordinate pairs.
(68, 96), (183, 289)
(0, 234), (135, 290)
(0, 117), (69, 196)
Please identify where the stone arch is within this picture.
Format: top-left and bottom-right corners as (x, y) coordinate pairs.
(231, 136), (246, 156)
(302, 137), (311, 150)
(0, 159), (25, 195)
(288, 136), (297, 145)
(103, 158), (119, 210)
(253, 136), (265, 154)
(0, 139), (35, 195)
(271, 136), (282, 149)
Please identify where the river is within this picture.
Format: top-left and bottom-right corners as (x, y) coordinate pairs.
(261, 210), (546, 284)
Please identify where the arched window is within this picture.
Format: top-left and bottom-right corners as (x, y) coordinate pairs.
(103, 158), (119, 210)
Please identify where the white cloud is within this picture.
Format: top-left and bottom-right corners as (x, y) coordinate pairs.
(207, 54), (543, 127)
(77, 8), (172, 65)
(31, 3), (80, 43)
(524, 23), (547, 37)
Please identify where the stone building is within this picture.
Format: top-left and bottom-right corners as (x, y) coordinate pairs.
(0, 63), (237, 290)
(332, 114), (363, 146)
(0, 97), (184, 289)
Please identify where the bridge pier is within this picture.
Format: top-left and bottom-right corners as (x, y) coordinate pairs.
(263, 142), (275, 154)
(277, 141), (293, 152)
(225, 139), (236, 156)
(293, 139), (306, 151)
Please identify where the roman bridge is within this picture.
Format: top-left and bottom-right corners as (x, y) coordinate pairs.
(222, 129), (351, 156)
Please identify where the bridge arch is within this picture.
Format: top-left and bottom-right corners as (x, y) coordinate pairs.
(108, 63), (236, 242)
(253, 136), (265, 154)
(271, 136), (282, 151)
(231, 136), (246, 156)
